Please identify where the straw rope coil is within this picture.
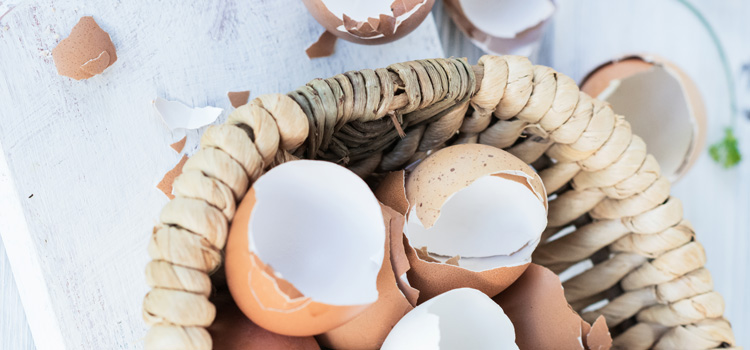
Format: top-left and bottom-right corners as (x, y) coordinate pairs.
(142, 55), (736, 349)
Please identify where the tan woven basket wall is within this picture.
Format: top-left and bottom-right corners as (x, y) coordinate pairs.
(142, 55), (737, 350)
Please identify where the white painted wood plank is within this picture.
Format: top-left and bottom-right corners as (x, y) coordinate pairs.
(437, 0), (749, 346)
(0, 1), (444, 349)
(0, 236), (35, 350)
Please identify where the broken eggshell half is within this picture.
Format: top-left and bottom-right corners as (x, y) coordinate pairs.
(225, 160), (385, 336)
(316, 204), (419, 349)
(580, 55), (706, 182)
(493, 264), (612, 350)
(381, 288), (519, 350)
(302, 0), (435, 45)
(443, 0), (555, 56)
(375, 144), (548, 302)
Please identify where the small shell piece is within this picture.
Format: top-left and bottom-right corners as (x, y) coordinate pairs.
(52, 16), (117, 80)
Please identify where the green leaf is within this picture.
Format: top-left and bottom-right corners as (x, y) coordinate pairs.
(709, 127), (742, 168)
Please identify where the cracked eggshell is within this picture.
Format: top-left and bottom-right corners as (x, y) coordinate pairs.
(381, 288), (519, 350)
(317, 204), (418, 349)
(52, 16), (117, 80)
(493, 264), (612, 350)
(225, 160), (385, 336)
(375, 144), (548, 302)
(443, 0), (555, 56)
(302, 0), (435, 45)
(581, 55), (706, 182)
(208, 293), (320, 350)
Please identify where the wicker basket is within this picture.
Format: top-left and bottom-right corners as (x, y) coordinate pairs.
(142, 55), (737, 349)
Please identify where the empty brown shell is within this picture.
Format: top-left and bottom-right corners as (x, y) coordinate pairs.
(52, 16), (117, 80)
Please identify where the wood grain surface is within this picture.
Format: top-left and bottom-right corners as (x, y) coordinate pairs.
(2, 0), (748, 349)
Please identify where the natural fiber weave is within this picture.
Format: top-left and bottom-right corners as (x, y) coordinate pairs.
(142, 55), (737, 349)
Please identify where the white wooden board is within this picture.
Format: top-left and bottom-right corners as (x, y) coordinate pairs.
(0, 1), (444, 349)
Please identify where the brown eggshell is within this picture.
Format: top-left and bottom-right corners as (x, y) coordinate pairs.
(301, 0), (435, 45)
(375, 164), (532, 303)
(225, 188), (371, 336)
(580, 55), (706, 182)
(493, 264), (612, 350)
(317, 204), (416, 349)
(306, 30), (338, 59)
(586, 316), (613, 350)
(227, 90), (251, 108)
(170, 136), (187, 153)
(52, 16), (117, 80)
(156, 154), (188, 199)
(408, 143), (547, 227)
(208, 293), (320, 350)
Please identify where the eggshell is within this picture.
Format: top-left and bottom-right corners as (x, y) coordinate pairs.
(443, 0), (554, 56)
(317, 204), (417, 349)
(493, 264), (612, 350)
(52, 16), (117, 80)
(376, 144), (548, 302)
(170, 136), (187, 153)
(227, 90), (251, 108)
(381, 288), (519, 350)
(226, 160), (385, 336)
(208, 293), (320, 350)
(302, 0), (435, 45)
(306, 30), (338, 59)
(156, 154), (188, 199)
(580, 55), (706, 182)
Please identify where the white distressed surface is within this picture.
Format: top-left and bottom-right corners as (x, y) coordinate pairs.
(0, 0), (443, 349)
(436, 0), (750, 346)
(3, 0), (750, 349)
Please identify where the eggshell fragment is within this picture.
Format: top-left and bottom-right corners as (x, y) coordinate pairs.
(156, 154), (188, 199)
(381, 288), (519, 350)
(52, 16), (117, 80)
(581, 55), (706, 181)
(493, 264), (612, 350)
(302, 0), (435, 45)
(226, 160), (385, 336)
(227, 90), (251, 108)
(306, 31), (338, 59)
(443, 0), (554, 56)
(153, 97), (223, 131)
(376, 144), (548, 302)
(170, 136), (187, 153)
(208, 293), (320, 350)
(317, 204), (417, 349)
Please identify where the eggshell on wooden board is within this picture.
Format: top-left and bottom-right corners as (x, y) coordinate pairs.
(52, 16), (117, 80)
(301, 0), (435, 45)
(156, 154), (188, 199)
(227, 90), (251, 108)
(317, 204), (417, 349)
(493, 264), (612, 350)
(580, 55), (706, 182)
(208, 293), (320, 350)
(225, 160), (385, 337)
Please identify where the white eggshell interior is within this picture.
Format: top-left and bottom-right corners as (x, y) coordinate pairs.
(248, 160), (385, 306)
(381, 288), (519, 350)
(153, 97), (223, 130)
(597, 65), (694, 179)
(320, 0), (391, 21)
(458, 0), (554, 38)
(405, 175), (547, 270)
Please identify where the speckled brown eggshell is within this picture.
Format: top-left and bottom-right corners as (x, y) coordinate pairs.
(52, 16), (117, 80)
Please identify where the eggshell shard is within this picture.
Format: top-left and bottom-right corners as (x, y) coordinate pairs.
(227, 90), (251, 108)
(208, 293), (321, 350)
(153, 97), (224, 131)
(226, 160), (385, 336)
(317, 204), (417, 349)
(52, 16), (117, 80)
(170, 136), (187, 153)
(443, 0), (554, 56)
(493, 264), (612, 350)
(301, 0), (435, 45)
(580, 55), (706, 182)
(156, 154), (188, 199)
(377, 144), (547, 302)
(381, 288), (519, 350)
(306, 30), (338, 59)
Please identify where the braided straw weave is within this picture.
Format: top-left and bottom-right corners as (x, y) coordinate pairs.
(142, 55), (737, 349)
